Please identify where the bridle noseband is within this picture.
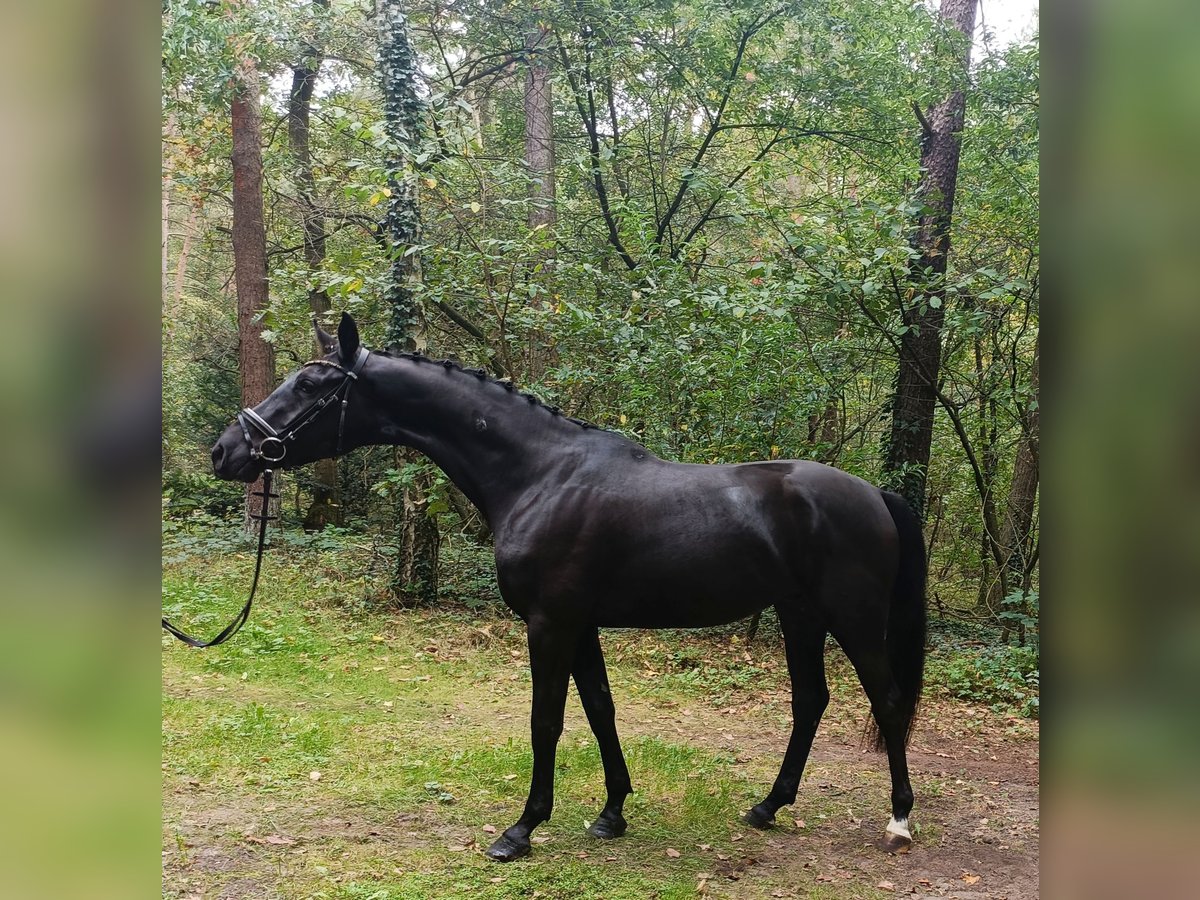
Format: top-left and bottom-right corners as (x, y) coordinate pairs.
(162, 345), (369, 649)
(236, 346), (370, 464)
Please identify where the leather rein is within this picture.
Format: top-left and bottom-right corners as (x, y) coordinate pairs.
(162, 347), (370, 648)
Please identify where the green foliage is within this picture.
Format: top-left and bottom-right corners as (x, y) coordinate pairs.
(162, 470), (244, 519)
(438, 539), (503, 611)
(162, 0), (1038, 618)
(999, 588), (1040, 645)
(925, 627), (1040, 718)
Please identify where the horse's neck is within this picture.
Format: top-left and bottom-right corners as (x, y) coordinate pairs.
(371, 357), (580, 525)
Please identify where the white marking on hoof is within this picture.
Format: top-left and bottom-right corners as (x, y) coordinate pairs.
(886, 816), (911, 842)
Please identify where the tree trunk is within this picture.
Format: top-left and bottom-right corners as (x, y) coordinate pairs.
(524, 11), (557, 376)
(983, 338), (1040, 615)
(524, 14), (556, 234)
(162, 135), (173, 302)
(288, 0), (341, 530)
(231, 57), (278, 532)
(379, 0), (438, 604)
(172, 200), (199, 306)
(807, 396), (841, 464)
(883, 0), (978, 520)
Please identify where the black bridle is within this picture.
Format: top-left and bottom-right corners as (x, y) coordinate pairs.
(162, 347), (370, 648)
(236, 346), (370, 465)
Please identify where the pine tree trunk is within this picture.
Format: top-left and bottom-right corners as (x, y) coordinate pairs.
(883, 0), (978, 520)
(231, 57), (278, 533)
(288, 0), (341, 530)
(379, 0), (438, 604)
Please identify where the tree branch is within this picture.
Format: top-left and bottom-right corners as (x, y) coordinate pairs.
(653, 12), (778, 250)
(912, 100), (934, 138)
(557, 33), (639, 270)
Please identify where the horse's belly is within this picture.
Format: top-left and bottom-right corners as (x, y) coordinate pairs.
(589, 551), (789, 629)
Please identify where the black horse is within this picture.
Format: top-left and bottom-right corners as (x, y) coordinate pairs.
(212, 314), (927, 862)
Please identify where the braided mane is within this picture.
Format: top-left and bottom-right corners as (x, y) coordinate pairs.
(370, 348), (606, 432)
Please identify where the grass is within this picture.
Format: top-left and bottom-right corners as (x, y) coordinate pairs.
(163, 526), (1034, 899)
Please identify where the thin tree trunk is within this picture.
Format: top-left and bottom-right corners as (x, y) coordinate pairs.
(379, 0), (438, 604)
(983, 338), (1040, 616)
(288, 0), (341, 529)
(231, 57), (277, 533)
(162, 156), (172, 302)
(524, 14), (556, 235)
(883, 0), (978, 520)
(524, 11), (558, 378)
(162, 116), (178, 346)
(173, 200), (199, 305)
(807, 396), (841, 464)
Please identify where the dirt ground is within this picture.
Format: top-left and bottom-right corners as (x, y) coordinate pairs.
(164, 672), (1038, 900)
(594, 687), (1039, 900)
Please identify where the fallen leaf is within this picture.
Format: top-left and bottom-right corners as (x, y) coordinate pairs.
(666, 847), (681, 858)
(878, 880), (895, 892)
(482, 824), (497, 834)
(731, 833), (743, 842)
(577, 850), (589, 859)
(962, 873), (980, 885)
(793, 818), (806, 829)
(605, 856), (617, 862)
(309, 771), (322, 781)
(503, 774), (518, 781)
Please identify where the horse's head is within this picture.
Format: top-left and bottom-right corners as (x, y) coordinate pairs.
(212, 313), (373, 482)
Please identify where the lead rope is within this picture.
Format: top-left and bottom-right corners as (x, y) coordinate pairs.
(162, 469), (277, 648)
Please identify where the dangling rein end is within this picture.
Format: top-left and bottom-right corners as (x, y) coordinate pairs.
(162, 469), (277, 648)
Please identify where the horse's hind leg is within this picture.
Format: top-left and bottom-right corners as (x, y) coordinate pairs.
(744, 605), (829, 828)
(573, 627), (633, 839)
(835, 630), (915, 852)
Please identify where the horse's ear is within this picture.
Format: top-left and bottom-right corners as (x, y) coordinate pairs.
(313, 317), (337, 354)
(337, 312), (361, 364)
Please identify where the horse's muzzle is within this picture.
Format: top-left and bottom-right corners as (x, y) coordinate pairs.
(211, 431), (261, 482)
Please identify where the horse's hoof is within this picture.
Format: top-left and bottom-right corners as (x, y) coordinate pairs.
(587, 813), (627, 840)
(883, 816), (912, 854)
(743, 804), (776, 830)
(485, 833), (531, 862)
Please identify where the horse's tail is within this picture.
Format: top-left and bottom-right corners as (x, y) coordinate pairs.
(868, 490), (928, 750)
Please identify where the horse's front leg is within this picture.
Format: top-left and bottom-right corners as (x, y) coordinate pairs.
(485, 616), (577, 862)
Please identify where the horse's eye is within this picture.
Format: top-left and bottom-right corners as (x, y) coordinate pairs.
(297, 378), (316, 394)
